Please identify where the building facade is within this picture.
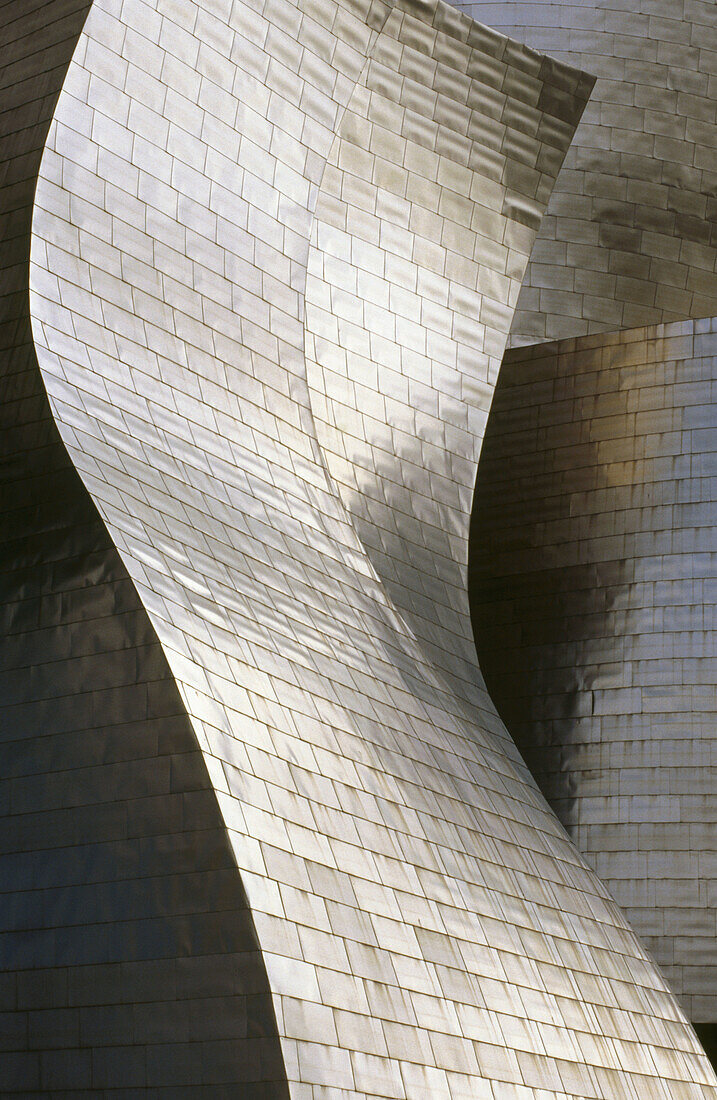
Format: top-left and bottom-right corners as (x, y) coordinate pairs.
(1, 0), (716, 1095)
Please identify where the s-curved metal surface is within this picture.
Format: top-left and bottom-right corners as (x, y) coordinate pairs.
(0, 0), (289, 1093)
(19, 0), (717, 1093)
(455, 0), (717, 344)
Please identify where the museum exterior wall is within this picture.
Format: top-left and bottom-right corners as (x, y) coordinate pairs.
(0, 0), (711, 1093)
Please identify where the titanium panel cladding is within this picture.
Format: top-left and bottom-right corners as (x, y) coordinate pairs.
(0, 0), (711, 1092)
(0, 0), (288, 1093)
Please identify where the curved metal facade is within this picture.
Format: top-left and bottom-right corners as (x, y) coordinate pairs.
(0, 0), (714, 1094)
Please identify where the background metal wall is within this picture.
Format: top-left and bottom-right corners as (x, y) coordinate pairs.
(454, 0), (717, 344)
(470, 317), (717, 1029)
(459, 0), (717, 1057)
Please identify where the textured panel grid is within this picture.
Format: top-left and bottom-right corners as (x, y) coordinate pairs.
(21, 0), (717, 1093)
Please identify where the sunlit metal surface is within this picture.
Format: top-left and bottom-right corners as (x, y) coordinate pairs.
(305, 11), (592, 703)
(454, 0), (717, 344)
(23, 0), (717, 1093)
(0, 1), (288, 1093)
(471, 316), (717, 1031)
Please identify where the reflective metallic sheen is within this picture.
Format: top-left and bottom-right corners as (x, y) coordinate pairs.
(22, 0), (717, 1093)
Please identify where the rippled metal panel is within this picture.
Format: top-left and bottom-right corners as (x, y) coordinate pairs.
(0, 1), (288, 1093)
(470, 318), (717, 1032)
(453, 0), (717, 344)
(24, 0), (717, 1093)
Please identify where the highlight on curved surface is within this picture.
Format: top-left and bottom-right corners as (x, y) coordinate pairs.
(304, 9), (592, 695)
(454, 0), (717, 344)
(19, 0), (717, 1094)
(470, 316), (717, 1030)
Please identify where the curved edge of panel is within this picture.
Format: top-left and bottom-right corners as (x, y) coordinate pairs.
(305, 0), (595, 703)
(454, 0), (717, 344)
